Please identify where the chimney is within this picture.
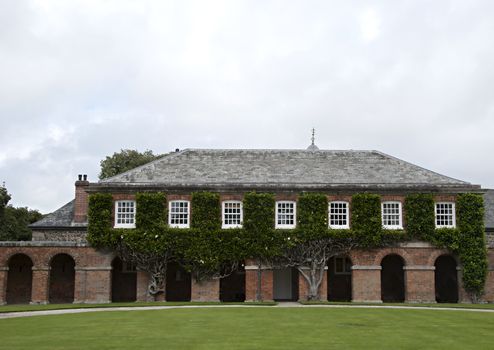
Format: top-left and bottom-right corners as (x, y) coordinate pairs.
(74, 174), (90, 223)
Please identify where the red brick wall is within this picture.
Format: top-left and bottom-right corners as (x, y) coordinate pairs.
(0, 245), (112, 304)
(191, 278), (219, 301)
(74, 180), (89, 223)
(245, 268), (273, 301)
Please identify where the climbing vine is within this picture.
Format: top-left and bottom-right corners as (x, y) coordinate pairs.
(351, 193), (382, 247)
(87, 190), (489, 301)
(404, 193), (435, 240)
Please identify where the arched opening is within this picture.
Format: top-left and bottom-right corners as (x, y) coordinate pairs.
(165, 262), (191, 301)
(220, 264), (246, 302)
(111, 257), (137, 302)
(435, 255), (458, 303)
(273, 267), (299, 301)
(381, 254), (405, 302)
(49, 254), (75, 304)
(328, 255), (352, 301)
(6, 254), (33, 304)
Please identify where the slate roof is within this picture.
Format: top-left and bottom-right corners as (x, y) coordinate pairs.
(29, 200), (86, 229)
(96, 149), (475, 190)
(484, 189), (494, 230)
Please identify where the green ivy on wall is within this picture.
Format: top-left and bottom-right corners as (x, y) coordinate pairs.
(456, 193), (487, 299)
(87, 190), (489, 299)
(191, 192), (221, 231)
(136, 192), (166, 230)
(351, 193), (382, 247)
(297, 193), (328, 239)
(87, 193), (113, 247)
(404, 193), (435, 240)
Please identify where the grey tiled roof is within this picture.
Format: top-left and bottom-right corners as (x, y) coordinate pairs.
(484, 189), (494, 230)
(98, 149), (473, 189)
(29, 200), (86, 229)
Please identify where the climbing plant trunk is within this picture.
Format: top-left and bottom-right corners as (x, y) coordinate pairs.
(256, 259), (262, 301)
(297, 259), (326, 301)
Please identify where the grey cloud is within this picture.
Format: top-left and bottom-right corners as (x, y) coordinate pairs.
(1, 0), (494, 212)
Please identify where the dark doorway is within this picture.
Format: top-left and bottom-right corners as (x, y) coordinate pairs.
(111, 257), (137, 302)
(381, 254), (405, 302)
(220, 265), (246, 302)
(273, 267), (299, 301)
(166, 262), (191, 301)
(435, 255), (458, 303)
(6, 254), (33, 304)
(49, 254), (75, 303)
(328, 256), (352, 301)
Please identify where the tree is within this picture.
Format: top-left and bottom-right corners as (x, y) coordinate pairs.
(0, 206), (43, 241)
(0, 185), (11, 222)
(277, 236), (357, 300)
(0, 184), (42, 241)
(115, 232), (173, 297)
(99, 149), (163, 179)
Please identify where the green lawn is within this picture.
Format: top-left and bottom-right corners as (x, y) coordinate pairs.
(0, 301), (275, 313)
(1, 308), (493, 349)
(301, 301), (494, 310)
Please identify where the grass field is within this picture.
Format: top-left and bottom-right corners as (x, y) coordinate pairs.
(0, 301), (275, 313)
(1, 307), (493, 349)
(2, 300), (494, 313)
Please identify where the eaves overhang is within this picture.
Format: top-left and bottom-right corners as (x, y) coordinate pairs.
(87, 182), (482, 194)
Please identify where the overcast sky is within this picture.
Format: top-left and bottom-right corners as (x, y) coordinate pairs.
(1, 0), (494, 213)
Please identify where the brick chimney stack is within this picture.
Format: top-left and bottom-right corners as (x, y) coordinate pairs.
(74, 174), (89, 223)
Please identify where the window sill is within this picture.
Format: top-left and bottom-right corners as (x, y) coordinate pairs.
(114, 224), (136, 229)
(222, 225), (243, 229)
(383, 226), (403, 230)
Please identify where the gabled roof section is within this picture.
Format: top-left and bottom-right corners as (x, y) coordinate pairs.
(97, 149), (475, 190)
(29, 200), (86, 229)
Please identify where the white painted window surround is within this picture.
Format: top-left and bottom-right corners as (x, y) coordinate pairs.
(222, 201), (243, 228)
(382, 201), (402, 229)
(169, 200), (190, 228)
(114, 200), (136, 228)
(329, 201), (349, 229)
(276, 201), (296, 229)
(435, 202), (456, 228)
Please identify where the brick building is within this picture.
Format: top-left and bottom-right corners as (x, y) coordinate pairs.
(1, 147), (493, 304)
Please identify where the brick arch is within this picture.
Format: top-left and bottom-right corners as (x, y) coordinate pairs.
(373, 249), (412, 266)
(2, 251), (36, 267)
(427, 249), (456, 266)
(43, 251), (80, 268)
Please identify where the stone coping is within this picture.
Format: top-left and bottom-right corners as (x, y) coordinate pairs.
(0, 241), (89, 247)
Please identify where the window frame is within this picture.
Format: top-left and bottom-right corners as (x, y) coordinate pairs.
(435, 202), (456, 228)
(334, 256), (352, 275)
(381, 201), (403, 229)
(114, 200), (136, 229)
(222, 200), (243, 229)
(328, 201), (350, 229)
(168, 200), (190, 228)
(275, 201), (297, 229)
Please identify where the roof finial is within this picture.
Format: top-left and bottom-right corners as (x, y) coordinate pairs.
(306, 128), (319, 151)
